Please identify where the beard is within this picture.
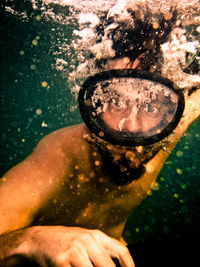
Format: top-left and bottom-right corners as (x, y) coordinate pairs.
(96, 140), (162, 185)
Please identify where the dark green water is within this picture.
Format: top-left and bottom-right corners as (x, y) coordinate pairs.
(0, 2), (199, 244)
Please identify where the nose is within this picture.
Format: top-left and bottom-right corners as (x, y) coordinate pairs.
(123, 106), (141, 132)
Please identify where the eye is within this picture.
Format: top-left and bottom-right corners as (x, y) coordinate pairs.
(140, 103), (160, 116)
(108, 97), (129, 112)
(112, 98), (121, 107)
(148, 106), (158, 113)
(109, 100), (124, 111)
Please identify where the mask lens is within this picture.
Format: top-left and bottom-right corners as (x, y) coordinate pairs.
(91, 77), (178, 137)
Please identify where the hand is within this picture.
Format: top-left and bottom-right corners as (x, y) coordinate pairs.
(19, 226), (135, 267)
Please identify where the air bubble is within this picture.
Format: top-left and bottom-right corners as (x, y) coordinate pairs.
(145, 162), (155, 173)
(32, 39), (38, 46)
(36, 15), (41, 21)
(36, 109), (42, 115)
(152, 22), (159, 29)
(176, 151), (183, 157)
(123, 57), (130, 64)
(92, 151), (97, 157)
(41, 81), (48, 87)
(94, 160), (100, 166)
(176, 168), (183, 175)
(75, 165), (79, 170)
(99, 131), (104, 137)
(173, 193), (179, 198)
(151, 181), (160, 191)
(20, 50), (25, 55)
(125, 151), (134, 161)
(196, 26), (200, 33)
(78, 174), (85, 181)
(181, 184), (186, 190)
(136, 146), (143, 153)
(99, 177), (106, 183)
(147, 189), (152, 196)
(163, 12), (173, 21)
(30, 64), (36, 70)
(41, 121), (48, 127)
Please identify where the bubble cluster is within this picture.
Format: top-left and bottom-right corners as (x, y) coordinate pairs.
(4, 1), (199, 96)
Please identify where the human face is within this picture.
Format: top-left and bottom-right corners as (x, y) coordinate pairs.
(101, 93), (163, 133)
(101, 75), (179, 134)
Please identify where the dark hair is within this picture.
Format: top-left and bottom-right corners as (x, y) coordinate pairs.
(95, 9), (177, 72)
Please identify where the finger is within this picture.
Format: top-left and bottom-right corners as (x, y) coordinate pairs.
(86, 239), (116, 267)
(116, 246), (135, 267)
(77, 231), (116, 267)
(92, 230), (135, 267)
(58, 244), (94, 267)
(69, 251), (94, 267)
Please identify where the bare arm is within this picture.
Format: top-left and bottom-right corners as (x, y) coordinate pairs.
(0, 125), (134, 267)
(0, 128), (73, 235)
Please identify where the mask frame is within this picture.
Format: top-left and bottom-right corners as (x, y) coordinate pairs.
(78, 69), (185, 147)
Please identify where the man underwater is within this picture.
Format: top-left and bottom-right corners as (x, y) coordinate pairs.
(0, 1), (200, 266)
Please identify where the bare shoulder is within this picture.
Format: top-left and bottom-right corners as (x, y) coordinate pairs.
(44, 123), (87, 139)
(34, 123), (89, 153)
(0, 124), (89, 233)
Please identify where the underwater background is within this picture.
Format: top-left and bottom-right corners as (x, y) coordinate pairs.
(0, 1), (200, 244)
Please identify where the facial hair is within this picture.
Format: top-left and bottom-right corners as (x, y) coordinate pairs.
(96, 141), (162, 185)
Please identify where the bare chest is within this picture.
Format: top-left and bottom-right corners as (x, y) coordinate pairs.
(31, 168), (142, 238)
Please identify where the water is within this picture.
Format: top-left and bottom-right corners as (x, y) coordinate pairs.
(0, 0), (200, 243)
(124, 119), (200, 243)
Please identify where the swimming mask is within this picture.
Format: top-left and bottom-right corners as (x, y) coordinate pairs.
(79, 69), (185, 146)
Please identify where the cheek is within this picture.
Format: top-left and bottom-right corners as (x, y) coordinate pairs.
(101, 110), (124, 130)
(140, 113), (162, 130)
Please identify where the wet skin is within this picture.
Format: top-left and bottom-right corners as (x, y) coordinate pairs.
(0, 56), (199, 266)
